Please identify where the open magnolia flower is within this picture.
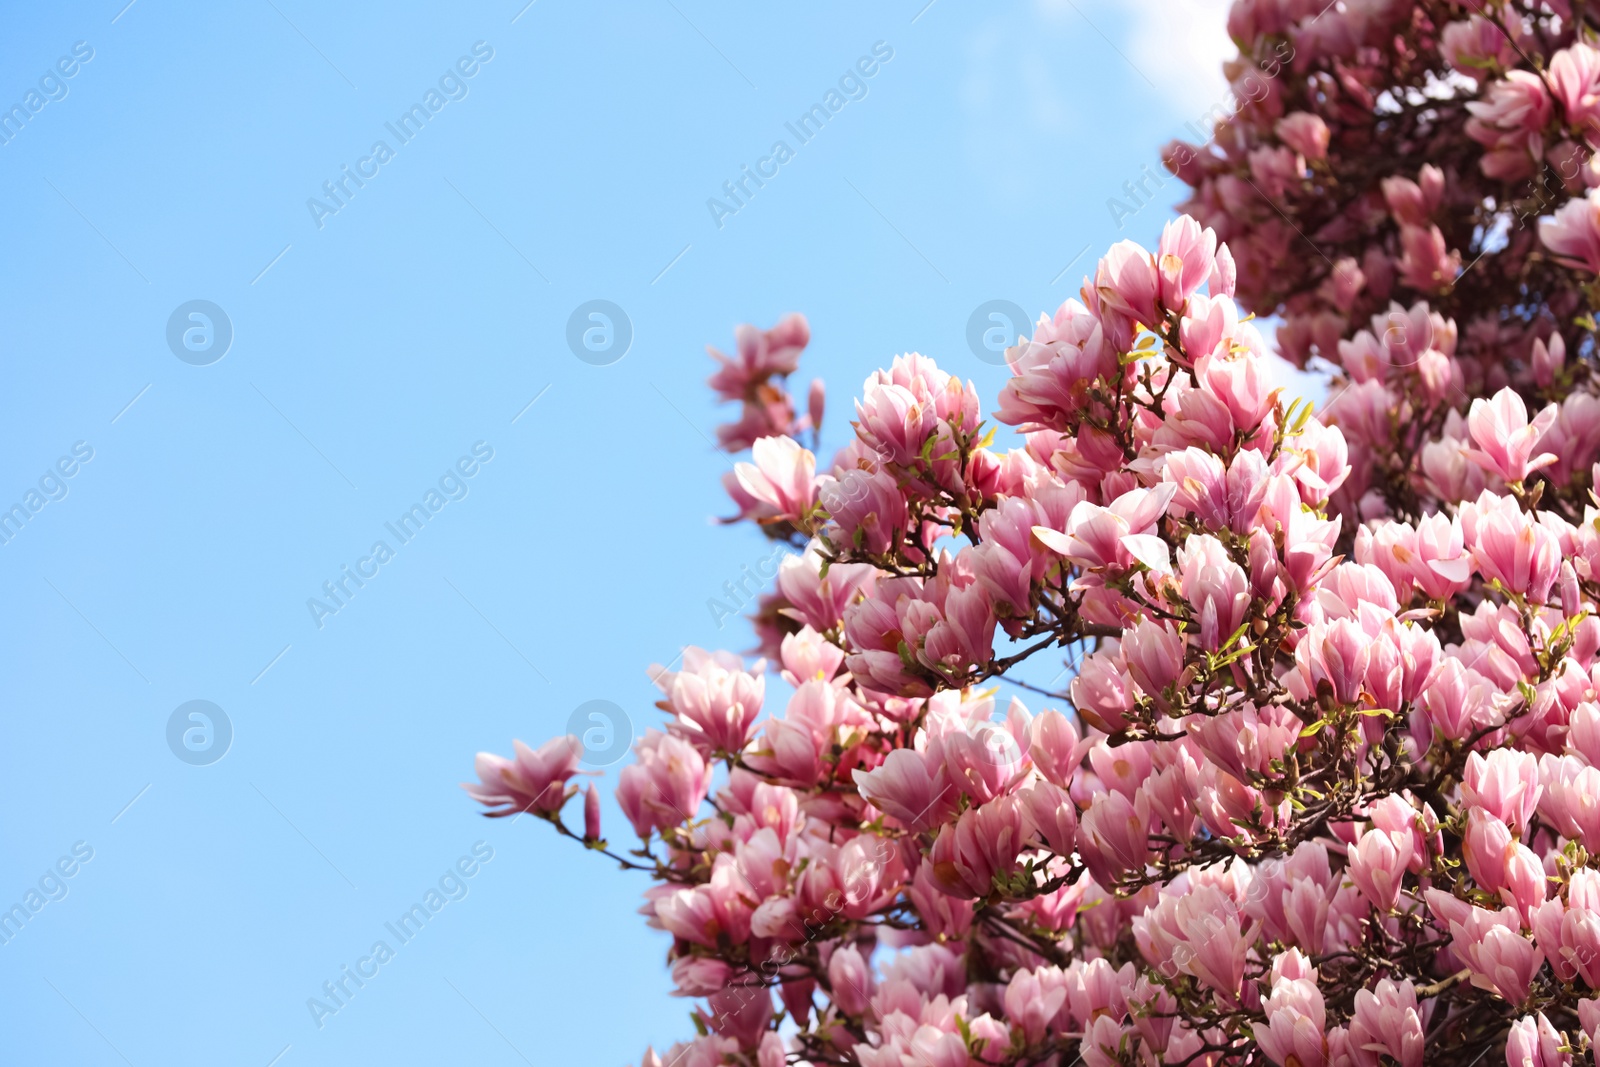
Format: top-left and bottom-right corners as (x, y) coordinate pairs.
(465, 2), (1600, 1063)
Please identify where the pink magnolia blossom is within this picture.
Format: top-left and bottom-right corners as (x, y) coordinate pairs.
(1176, 533), (1251, 650)
(1003, 967), (1068, 1048)
(698, 985), (773, 1050)
(1027, 707), (1087, 789)
(1277, 112), (1331, 163)
(1096, 240), (1162, 338)
(1441, 16), (1520, 78)
(616, 730), (712, 837)
(928, 795), (1031, 899)
(1381, 167), (1443, 227)
(1532, 882), (1600, 987)
(854, 381), (933, 468)
(657, 858), (754, 947)
(1135, 881), (1254, 1005)
(1465, 388), (1559, 485)
(657, 647), (767, 756)
(1550, 41), (1600, 139)
(1347, 825), (1413, 913)
(1255, 970), (1326, 1067)
(774, 544), (876, 633)
(1441, 900), (1546, 1004)
(1156, 215), (1218, 313)
(1466, 71), (1550, 171)
(1019, 780), (1079, 855)
(1462, 749), (1542, 836)
(1078, 789), (1152, 886)
(1397, 224), (1461, 292)
(1069, 649), (1134, 735)
(1466, 502), (1561, 604)
(944, 719), (1028, 806)
(1345, 978), (1425, 1067)
(1296, 618), (1372, 706)
(463, 735), (584, 816)
(732, 435), (817, 526)
(1537, 754), (1600, 852)
(1122, 618), (1185, 700)
(828, 944), (875, 1017)
(1462, 805), (1517, 897)
(821, 466), (908, 557)
(1505, 1012), (1573, 1067)
(1078, 1014), (1134, 1067)
(708, 315), (812, 450)
(707, 314), (809, 401)
(1032, 483), (1178, 574)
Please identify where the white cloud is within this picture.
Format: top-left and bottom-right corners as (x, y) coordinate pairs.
(1036, 0), (1236, 119)
(952, 2), (1244, 210)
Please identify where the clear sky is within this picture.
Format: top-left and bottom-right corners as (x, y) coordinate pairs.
(0, 2), (1311, 1065)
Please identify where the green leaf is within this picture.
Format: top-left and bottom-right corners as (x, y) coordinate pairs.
(1221, 619), (1252, 652)
(1281, 397), (1304, 431)
(1212, 642), (1255, 668)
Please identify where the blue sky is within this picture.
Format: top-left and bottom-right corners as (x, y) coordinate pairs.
(0, 2), (1309, 1065)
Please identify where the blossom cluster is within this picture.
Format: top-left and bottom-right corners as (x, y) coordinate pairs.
(707, 311), (822, 455)
(468, 200), (1600, 1063)
(1167, 0), (1600, 527)
(465, 2), (1600, 1063)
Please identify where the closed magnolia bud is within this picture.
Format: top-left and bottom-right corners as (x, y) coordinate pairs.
(826, 944), (873, 1017)
(1078, 790), (1152, 885)
(1348, 825), (1413, 913)
(1028, 708), (1085, 790)
(1277, 111), (1330, 163)
(1020, 780), (1079, 855)
(1581, 999), (1600, 1052)
(808, 378), (825, 435)
(1500, 842), (1548, 919)
(584, 782), (602, 841)
(1505, 1012), (1572, 1067)
(1255, 974), (1326, 1067)
(1463, 748), (1542, 837)
(1569, 704), (1600, 765)
(1123, 618), (1185, 698)
(1462, 806), (1515, 895)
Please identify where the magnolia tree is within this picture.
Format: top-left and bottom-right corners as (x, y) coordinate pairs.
(465, 2), (1600, 1064)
